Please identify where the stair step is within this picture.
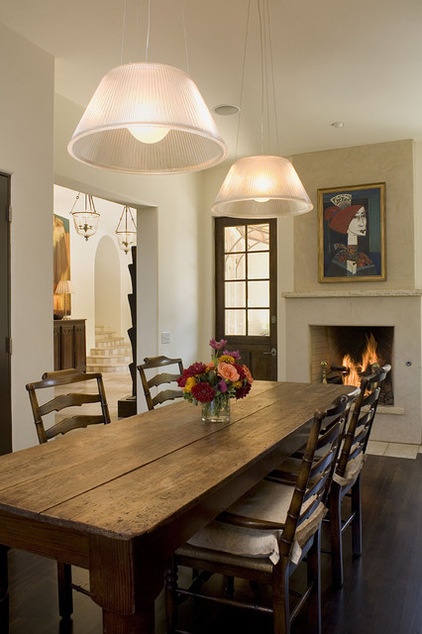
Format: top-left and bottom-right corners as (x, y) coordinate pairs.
(90, 346), (131, 357)
(86, 363), (131, 374)
(95, 337), (127, 348)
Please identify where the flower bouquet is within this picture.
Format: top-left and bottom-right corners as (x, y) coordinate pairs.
(177, 339), (254, 422)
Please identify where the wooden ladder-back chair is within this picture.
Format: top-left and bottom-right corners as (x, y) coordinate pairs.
(329, 363), (391, 587)
(25, 368), (111, 619)
(26, 368), (111, 444)
(137, 355), (184, 410)
(165, 390), (358, 634)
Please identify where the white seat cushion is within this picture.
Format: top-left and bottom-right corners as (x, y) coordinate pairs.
(334, 453), (365, 487)
(187, 480), (325, 565)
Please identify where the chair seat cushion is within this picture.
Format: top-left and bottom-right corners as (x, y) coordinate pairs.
(333, 453), (365, 487)
(187, 480), (325, 565)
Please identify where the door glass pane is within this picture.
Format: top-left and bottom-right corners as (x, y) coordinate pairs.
(248, 252), (269, 279)
(248, 309), (270, 336)
(225, 253), (245, 280)
(247, 281), (269, 307)
(225, 226), (245, 253)
(247, 224), (270, 251)
(225, 309), (246, 335)
(225, 281), (246, 308)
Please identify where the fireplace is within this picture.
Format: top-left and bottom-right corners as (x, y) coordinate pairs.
(283, 291), (422, 445)
(309, 325), (394, 405)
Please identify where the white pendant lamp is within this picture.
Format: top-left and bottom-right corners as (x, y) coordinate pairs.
(68, 62), (227, 174)
(212, 155), (313, 218)
(212, 0), (312, 218)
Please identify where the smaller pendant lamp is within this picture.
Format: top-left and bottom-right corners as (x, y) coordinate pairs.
(212, 155), (313, 218)
(115, 205), (137, 254)
(212, 0), (312, 219)
(70, 193), (100, 241)
(68, 63), (227, 174)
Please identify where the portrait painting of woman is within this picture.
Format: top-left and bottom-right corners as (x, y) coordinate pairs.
(318, 183), (386, 282)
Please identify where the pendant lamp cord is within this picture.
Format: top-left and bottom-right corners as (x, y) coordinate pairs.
(145, 0), (151, 62)
(180, 0), (190, 75)
(120, 0), (128, 64)
(235, 0), (252, 159)
(257, 0), (280, 156)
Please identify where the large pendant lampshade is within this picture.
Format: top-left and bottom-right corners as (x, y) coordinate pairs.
(68, 62), (227, 174)
(212, 155), (313, 218)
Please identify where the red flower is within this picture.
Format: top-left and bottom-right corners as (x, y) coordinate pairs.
(191, 382), (216, 403)
(235, 383), (252, 400)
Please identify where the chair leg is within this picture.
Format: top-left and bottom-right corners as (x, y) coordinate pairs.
(57, 562), (73, 620)
(272, 559), (290, 634)
(307, 530), (322, 634)
(165, 559), (179, 634)
(351, 476), (362, 558)
(329, 483), (344, 588)
(0, 545), (9, 634)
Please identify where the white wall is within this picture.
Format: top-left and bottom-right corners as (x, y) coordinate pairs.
(0, 24), (54, 450)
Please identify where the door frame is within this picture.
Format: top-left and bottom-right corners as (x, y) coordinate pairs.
(0, 173), (12, 454)
(214, 217), (278, 380)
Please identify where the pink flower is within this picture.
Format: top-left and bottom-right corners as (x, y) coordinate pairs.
(217, 362), (240, 383)
(209, 338), (227, 351)
(242, 364), (254, 384)
(223, 349), (241, 360)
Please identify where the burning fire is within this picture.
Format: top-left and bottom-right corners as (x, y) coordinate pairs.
(342, 333), (380, 386)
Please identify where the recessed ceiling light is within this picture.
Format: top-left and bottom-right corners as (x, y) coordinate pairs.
(331, 121), (344, 128)
(213, 104), (241, 116)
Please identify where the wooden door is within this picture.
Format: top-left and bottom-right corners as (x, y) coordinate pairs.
(215, 217), (277, 380)
(0, 173), (11, 454)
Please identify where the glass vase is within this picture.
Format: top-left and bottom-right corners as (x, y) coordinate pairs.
(201, 398), (230, 423)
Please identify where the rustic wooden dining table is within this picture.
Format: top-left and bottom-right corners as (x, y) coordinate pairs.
(0, 380), (355, 633)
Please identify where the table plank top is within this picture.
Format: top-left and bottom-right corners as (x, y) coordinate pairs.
(0, 381), (354, 542)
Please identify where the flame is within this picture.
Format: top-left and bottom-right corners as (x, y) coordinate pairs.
(342, 333), (379, 387)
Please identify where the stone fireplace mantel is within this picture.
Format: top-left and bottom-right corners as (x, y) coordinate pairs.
(282, 290), (422, 445)
(283, 289), (422, 299)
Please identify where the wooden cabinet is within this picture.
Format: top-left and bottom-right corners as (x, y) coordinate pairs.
(54, 319), (86, 371)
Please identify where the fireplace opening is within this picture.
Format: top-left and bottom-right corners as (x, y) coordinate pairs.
(310, 326), (394, 405)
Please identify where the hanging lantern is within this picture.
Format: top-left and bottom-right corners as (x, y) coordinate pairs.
(115, 205), (137, 254)
(69, 193), (100, 241)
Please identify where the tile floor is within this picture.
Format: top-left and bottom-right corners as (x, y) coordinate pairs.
(99, 372), (422, 460)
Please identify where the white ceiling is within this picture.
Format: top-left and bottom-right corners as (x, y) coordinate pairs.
(1, 0), (422, 161)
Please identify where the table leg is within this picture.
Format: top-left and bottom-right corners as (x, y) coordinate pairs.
(102, 602), (155, 634)
(0, 545), (9, 634)
(90, 535), (160, 634)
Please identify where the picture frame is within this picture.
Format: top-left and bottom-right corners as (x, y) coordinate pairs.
(318, 182), (386, 282)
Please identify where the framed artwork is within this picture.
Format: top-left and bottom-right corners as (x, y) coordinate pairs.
(53, 214), (71, 316)
(318, 182), (386, 282)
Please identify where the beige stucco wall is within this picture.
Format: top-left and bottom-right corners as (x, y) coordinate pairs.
(0, 24), (54, 451)
(292, 139), (415, 292)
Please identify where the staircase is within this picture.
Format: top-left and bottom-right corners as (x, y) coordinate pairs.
(86, 326), (132, 374)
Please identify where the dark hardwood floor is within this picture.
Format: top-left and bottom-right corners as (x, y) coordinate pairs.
(7, 454), (422, 633)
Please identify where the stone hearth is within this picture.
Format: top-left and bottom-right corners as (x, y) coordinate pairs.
(283, 290), (422, 445)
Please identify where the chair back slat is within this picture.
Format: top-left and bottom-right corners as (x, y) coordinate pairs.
(137, 356), (184, 411)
